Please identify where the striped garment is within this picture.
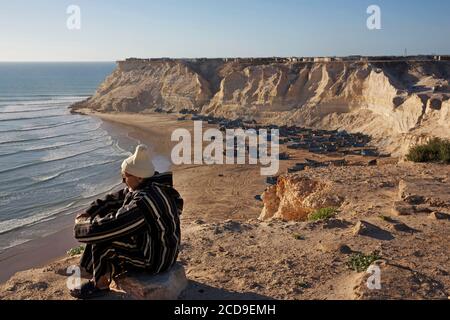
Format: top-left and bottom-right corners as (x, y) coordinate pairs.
(74, 172), (183, 284)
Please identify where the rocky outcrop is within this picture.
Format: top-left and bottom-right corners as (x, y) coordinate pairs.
(72, 59), (450, 155)
(73, 60), (213, 113)
(259, 175), (343, 221)
(260, 162), (450, 223)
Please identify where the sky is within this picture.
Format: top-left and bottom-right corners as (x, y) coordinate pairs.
(0, 0), (449, 61)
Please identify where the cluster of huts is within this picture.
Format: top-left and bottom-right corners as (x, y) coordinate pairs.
(175, 110), (385, 188)
(176, 111), (381, 158)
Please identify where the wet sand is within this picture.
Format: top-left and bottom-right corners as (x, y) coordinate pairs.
(0, 226), (78, 284)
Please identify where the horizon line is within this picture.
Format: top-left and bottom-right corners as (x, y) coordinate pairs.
(1, 53), (450, 63)
(0, 61), (116, 63)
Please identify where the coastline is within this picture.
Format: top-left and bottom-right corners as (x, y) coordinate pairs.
(0, 112), (177, 284)
(0, 110), (275, 285)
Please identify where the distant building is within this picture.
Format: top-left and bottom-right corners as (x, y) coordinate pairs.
(435, 55), (450, 61)
(314, 57), (332, 62)
(346, 55), (363, 61)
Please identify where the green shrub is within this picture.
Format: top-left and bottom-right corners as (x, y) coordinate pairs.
(67, 245), (85, 257)
(406, 138), (450, 164)
(308, 207), (338, 221)
(347, 251), (382, 273)
(440, 140), (450, 163)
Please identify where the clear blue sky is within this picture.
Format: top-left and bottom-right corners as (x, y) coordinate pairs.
(1, 0), (449, 61)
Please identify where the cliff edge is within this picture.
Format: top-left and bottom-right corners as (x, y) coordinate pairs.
(71, 58), (450, 155)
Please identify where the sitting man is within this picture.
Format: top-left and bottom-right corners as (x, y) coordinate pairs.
(71, 144), (183, 299)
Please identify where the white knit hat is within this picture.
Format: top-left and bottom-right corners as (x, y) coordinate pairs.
(121, 144), (155, 178)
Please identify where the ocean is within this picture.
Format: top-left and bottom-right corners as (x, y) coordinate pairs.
(0, 62), (138, 252)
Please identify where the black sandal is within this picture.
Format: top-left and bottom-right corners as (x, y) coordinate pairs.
(70, 280), (110, 300)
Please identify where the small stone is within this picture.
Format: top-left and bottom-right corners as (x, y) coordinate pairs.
(27, 282), (48, 291)
(353, 220), (379, 236)
(428, 212), (450, 220)
(413, 250), (424, 257)
(368, 159), (377, 166)
(322, 219), (351, 229)
(378, 181), (396, 188)
(392, 222), (416, 233)
(391, 201), (415, 216)
(414, 205), (433, 213)
(249, 282), (263, 290)
(353, 221), (394, 240)
(403, 195), (425, 205)
(339, 245), (353, 254)
(317, 242), (352, 254)
(437, 269), (449, 276)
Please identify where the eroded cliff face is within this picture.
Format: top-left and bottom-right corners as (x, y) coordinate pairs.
(80, 60), (213, 112)
(72, 59), (450, 155)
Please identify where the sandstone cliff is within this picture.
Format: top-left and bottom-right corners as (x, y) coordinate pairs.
(72, 59), (450, 155)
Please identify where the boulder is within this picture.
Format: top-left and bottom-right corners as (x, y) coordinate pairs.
(112, 263), (188, 300)
(259, 176), (344, 221)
